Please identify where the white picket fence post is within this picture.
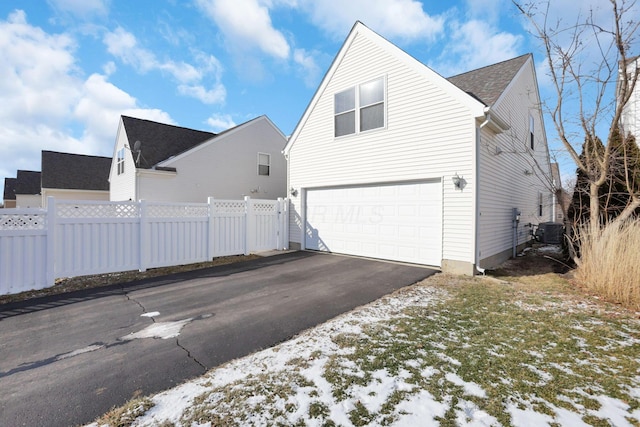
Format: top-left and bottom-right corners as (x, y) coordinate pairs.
(139, 199), (148, 272)
(46, 197), (56, 287)
(244, 196), (252, 255)
(207, 196), (215, 260)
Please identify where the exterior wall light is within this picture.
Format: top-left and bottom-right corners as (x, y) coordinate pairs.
(290, 187), (298, 197)
(452, 174), (466, 190)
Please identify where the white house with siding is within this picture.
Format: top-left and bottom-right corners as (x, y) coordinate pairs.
(620, 56), (639, 143)
(284, 22), (553, 275)
(109, 115), (287, 202)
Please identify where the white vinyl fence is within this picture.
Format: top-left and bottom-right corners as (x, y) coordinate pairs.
(0, 197), (289, 296)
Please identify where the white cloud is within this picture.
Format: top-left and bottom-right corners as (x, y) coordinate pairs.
(178, 84), (226, 104)
(195, 0), (290, 59)
(206, 113), (236, 132)
(297, 0), (445, 43)
(0, 10), (174, 179)
(47, 0), (110, 19)
(103, 27), (226, 104)
(293, 48), (321, 88)
(433, 19), (522, 76)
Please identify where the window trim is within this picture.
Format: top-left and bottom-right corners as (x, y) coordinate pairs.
(538, 192), (544, 217)
(117, 147), (125, 175)
(334, 76), (387, 138)
(529, 115), (535, 150)
(257, 152), (270, 176)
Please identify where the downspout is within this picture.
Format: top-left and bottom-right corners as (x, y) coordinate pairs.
(474, 122), (486, 276)
(551, 177), (557, 222)
(474, 107), (510, 275)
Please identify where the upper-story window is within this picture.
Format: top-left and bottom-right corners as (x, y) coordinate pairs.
(529, 115), (535, 150)
(258, 153), (270, 176)
(117, 148), (125, 175)
(334, 76), (385, 137)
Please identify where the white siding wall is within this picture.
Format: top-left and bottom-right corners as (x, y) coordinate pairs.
(288, 31), (478, 265)
(137, 118), (287, 202)
(109, 120), (137, 201)
(621, 58), (639, 141)
(42, 189), (109, 206)
(477, 60), (553, 266)
(15, 194), (42, 208)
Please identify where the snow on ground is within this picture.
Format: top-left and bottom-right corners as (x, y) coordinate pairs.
(87, 279), (640, 427)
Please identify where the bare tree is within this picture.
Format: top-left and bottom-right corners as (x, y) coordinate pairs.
(514, 0), (640, 226)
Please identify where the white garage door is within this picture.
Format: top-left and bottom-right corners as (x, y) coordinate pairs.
(305, 180), (442, 266)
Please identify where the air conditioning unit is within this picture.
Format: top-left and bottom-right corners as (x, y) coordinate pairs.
(535, 222), (564, 244)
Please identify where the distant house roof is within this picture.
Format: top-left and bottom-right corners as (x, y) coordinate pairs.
(121, 116), (216, 169)
(3, 177), (16, 201)
(15, 170), (42, 195)
(447, 54), (531, 106)
(41, 151), (111, 191)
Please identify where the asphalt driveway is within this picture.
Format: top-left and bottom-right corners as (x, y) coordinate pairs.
(0, 251), (436, 427)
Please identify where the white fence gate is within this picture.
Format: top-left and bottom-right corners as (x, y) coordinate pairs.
(0, 197), (289, 296)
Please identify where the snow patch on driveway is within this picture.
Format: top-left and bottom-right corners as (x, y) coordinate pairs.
(121, 318), (192, 340)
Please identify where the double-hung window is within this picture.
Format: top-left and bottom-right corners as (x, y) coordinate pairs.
(334, 76), (385, 137)
(117, 148), (125, 175)
(258, 153), (270, 176)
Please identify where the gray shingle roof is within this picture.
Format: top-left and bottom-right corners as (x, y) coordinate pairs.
(447, 54), (531, 106)
(121, 116), (216, 168)
(15, 170), (41, 195)
(3, 177), (16, 201)
(41, 151), (111, 191)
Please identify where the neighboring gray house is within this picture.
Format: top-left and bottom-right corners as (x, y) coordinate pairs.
(284, 22), (553, 275)
(3, 177), (17, 208)
(41, 151), (111, 206)
(14, 170), (42, 208)
(110, 115), (287, 202)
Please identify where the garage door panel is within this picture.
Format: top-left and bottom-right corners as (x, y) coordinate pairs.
(305, 181), (442, 266)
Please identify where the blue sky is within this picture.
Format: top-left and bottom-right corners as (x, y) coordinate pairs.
(0, 0), (630, 187)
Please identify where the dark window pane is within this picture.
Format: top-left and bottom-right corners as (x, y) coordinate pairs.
(259, 164), (270, 176)
(360, 103), (384, 131)
(335, 111), (355, 136)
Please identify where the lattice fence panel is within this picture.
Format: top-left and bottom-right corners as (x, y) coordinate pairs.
(0, 213), (46, 230)
(57, 203), (139, 218)
(253, 201), (278, 214)
(213, 200), (246, 215)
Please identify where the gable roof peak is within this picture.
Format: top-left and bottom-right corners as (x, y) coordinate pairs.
(120, 115), (216, 169)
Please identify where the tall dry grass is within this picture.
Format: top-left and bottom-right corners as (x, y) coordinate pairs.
(574, 219), (640, 310)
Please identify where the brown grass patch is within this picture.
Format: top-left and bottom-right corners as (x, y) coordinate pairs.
(573, 219), (640, 310)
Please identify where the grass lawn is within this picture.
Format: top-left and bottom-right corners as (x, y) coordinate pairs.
(91, 247), (640, 427)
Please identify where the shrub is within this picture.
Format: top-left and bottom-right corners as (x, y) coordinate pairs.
(574, 219), (640, 310)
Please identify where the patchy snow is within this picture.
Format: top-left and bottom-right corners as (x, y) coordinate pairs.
(57, 344), (104, 360)
(445, 372), (487, 398)
(141, 311), (160, 318)
(120, 318), (192, 340)
(84, 281), (640, 427)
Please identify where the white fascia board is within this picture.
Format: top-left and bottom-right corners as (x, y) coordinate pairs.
(136, 168), (177, 179)
(108, 117), (125, 183)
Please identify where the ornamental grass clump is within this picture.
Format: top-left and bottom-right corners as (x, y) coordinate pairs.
(574, 219), (640, 310)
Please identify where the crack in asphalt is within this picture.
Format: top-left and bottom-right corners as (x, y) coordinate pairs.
(123, 288), (155, 323)
(123, 289), (209, 371)
(177, 338), (208, 371)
